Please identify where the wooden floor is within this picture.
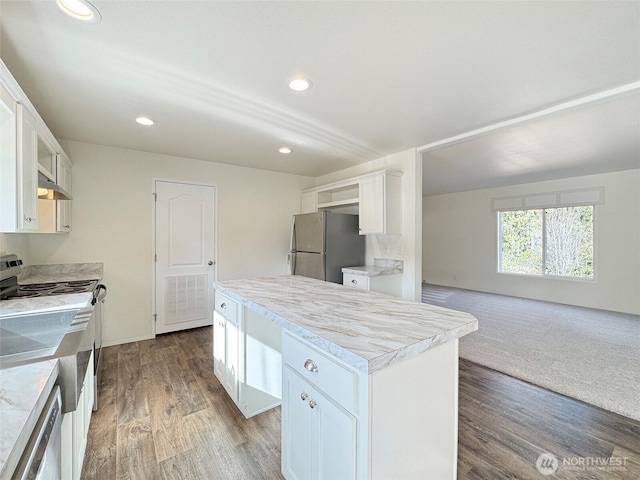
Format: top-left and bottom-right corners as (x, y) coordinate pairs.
(82, 326), (640, 479)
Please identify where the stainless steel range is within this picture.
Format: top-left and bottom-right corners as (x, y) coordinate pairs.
(0, 254), (107, 412)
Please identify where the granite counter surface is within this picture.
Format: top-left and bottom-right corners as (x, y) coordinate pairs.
(0, 292), (93, 317)
(19, 262), (104, 284)
(0, 360), (59, 479)
(342, 258), (404, 277)
(214, 275), (478, 373)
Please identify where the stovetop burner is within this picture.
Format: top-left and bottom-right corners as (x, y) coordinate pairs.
(13, 280), (99, 297)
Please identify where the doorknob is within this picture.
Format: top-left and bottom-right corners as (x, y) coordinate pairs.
(208, 261), (214, 266)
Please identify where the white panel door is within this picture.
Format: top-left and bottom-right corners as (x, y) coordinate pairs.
(155, 180), (216, 334)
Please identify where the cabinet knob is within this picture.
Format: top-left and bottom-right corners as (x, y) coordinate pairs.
(208, 260), (214, 266)
(300, 392), (308, 401)
(25, 216), (32, 222)
(309, 400), (317, 409)
(63, 225), (70, 229)
(351, 279), (357, 284)
(220, 302), (227, 309)
(304, 359), (318, 373)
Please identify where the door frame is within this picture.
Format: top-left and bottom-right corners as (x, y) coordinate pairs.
(151, 178), (219, 337)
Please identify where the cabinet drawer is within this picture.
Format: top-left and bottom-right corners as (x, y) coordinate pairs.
(215, 291), (238, 322)
(343, 273), (370, 291)
(283, 332), (357, 414)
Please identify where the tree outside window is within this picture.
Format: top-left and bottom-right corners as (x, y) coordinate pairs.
(499, 206), (594, 278)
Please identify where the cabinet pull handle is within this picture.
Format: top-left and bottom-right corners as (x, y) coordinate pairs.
(220, 302), (227, 309)
(351, 279), (357, 284)
(300, 392), (308, 401)
(63, 225), (70, 229)
(309, 400), (317, 409)
(304, 359), (318, 373)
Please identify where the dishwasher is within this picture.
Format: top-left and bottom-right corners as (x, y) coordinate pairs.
(13, 386), (63, 480)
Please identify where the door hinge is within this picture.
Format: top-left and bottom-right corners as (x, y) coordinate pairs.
(155, 254), (157, 262)
(153, 192), (157, 201)
(153, 313), (158, 322)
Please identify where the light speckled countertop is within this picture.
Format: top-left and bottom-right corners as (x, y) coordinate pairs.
(0, 293), (93, 317)
(1, 262), (103, 317)
(214, 275), (478, 373)
(342, 258), (404, 277)
(19, 262), (103, 284)
(0, 360), (59, 479)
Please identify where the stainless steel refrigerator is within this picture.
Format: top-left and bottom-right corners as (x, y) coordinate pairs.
(290, 211), (365, 284)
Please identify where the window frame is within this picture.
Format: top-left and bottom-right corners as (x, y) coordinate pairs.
(497, 205), (596, 282)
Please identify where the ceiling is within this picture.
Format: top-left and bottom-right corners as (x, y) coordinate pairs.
(1, 1), (638, 193)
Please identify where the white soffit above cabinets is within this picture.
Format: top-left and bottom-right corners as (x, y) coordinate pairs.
(0, 1), (638, 186)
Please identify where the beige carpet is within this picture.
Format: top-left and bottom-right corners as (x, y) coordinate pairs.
(422, 284), (640, 421)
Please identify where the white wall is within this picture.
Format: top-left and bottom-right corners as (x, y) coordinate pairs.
(0, 233), (30, 263)
(315, 148), (422, 301)
(423, 169), (640, 314)
(28, 141), (314, 345)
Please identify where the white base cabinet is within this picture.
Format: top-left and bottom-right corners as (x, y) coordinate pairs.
(281, 331), (459, 480)
(213, 292), (282, 418)
(282, 366), (356, 480)
(343, 272), (403, 297)
(61, 350), (94, 480)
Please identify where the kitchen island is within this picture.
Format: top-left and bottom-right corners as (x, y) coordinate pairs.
(214, 275), (478, 480)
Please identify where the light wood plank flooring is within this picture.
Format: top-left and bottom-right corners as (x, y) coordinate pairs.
(82, 326), (640, 479)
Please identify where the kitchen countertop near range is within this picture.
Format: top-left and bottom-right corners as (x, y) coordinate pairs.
(214, 275), (477, 373)
(0, 360), (59, 479)
(0, 262), (104, 316)
(19, 262), (103, 284)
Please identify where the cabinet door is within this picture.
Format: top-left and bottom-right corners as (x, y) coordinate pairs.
(358, 174), (384, 235)
(282, 366), (313, 480)
(16, 104), (38, 230)
(282, 366), (357, 480)
(314, 388), (357, 480)
(0, 84), (17, 232)
(223, 318), (239, 402)
(213, 311), (226, 382)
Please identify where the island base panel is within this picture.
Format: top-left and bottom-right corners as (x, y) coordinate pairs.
(369, 339), (458, 480)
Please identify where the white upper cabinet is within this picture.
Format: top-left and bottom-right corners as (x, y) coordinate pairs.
(358, 171), (402, 235)
(17, 104), (39, 230)
(301, 191), (317, 214)
(301, 170), (403, 235)
(0, 80), (20, 232)
(0, 85), (40, 232)
(1, 60), (73, 234)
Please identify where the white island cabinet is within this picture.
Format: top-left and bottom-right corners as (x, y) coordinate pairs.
(214, 275), (478, 480)
(213, 291), (282, 418)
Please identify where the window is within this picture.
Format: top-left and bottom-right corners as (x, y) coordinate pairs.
(499, 206), (594, 279)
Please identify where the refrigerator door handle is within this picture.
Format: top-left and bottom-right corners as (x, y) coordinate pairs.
(290, 215), (297, 275)
(290, 215), (296, 253)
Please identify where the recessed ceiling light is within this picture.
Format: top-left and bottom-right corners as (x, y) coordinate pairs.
(135, 116), (156, 126)
(279, 147), (292, 154)
(288, 78), (312, 92)
(56, 0), (102, 23)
